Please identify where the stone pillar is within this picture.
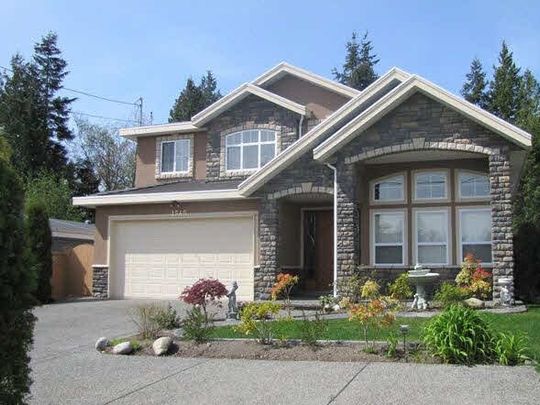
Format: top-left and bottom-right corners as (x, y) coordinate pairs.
(255, 198), (280, 300)
(92, 265), (109, 298)
(489, 151), (514, 300)
(336, 161), (359, 290)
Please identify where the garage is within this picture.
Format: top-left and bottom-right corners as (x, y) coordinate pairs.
(109, 214), (256, 300)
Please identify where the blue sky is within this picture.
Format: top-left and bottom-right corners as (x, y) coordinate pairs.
(1, 0), (539, 127)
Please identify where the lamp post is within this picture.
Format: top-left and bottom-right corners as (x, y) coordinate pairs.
(399, 324), (409, 354)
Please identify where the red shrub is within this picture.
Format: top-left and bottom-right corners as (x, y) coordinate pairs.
(180, 278), (228, 320)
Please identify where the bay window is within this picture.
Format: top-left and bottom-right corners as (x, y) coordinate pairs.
(414, 209), (449, 265)
(225, 129), (276, 171)
(414, 170), (448, 200)
(458, 208), (492, 264)
(372, 211), (406, 265)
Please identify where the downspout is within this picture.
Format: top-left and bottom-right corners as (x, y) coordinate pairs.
(325, 163), (338, 297)
(298, 115), (304, 138)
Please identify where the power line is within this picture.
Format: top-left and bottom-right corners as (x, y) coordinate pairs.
(72, 111), (138, 123)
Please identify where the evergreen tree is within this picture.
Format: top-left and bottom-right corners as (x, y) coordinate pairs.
(461, 58), (488, 108)
(0, 158), (37, 404)
(200, 71), (222, 106)
(333, 31), (379, 90)
(0, 128), (12, 163)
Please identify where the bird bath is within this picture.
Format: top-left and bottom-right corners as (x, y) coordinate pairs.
(408, 265), (439, 310)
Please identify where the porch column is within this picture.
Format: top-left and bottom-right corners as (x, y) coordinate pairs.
(256, 197), (280, 300)
(489, 151), (514, 301)
(336, 161), (359, 291)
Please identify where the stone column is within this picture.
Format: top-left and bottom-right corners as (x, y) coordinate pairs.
(92, 265), (109, 299)
(489, 151), (514, 300)
(256, 197), (280, 300)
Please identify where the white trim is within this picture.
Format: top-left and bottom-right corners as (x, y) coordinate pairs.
(370, 172), (407, 205)
(412, 207), (451, 266)
(238, 68), (412, 196)
(224, 129), (277, 173)
(412, 169), (450, 203)
(252, 62), (360, 98)
(119, 122), (203, 140)
(370, 208), (408, 267)
(52, 231), (94, 241)
(456, 169), (490, 202)
(72, 189), (252, 208)
(456, 206), (493, 265)
(313, 75), (532, 162)
(157, 137), (192, 177)
(192, 83), (307, 126)
(92, 264), (108, 268)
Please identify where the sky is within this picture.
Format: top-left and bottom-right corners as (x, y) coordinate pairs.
(1, 0), (539, 128)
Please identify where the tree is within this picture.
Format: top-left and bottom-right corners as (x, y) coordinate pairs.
(25, 202), (53, 304)
(0, 128), (12, 163)
(0, 158), (37, 404)
(333, 31), (379, 90)
(169, 71), (222, 122)
(75, 118), (135, 191)
(461, 58), (488, 108)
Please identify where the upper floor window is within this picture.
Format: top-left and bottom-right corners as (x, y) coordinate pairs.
(414, 170), (448, 200)
(161, 139), (191, 173)
(225, 129), (276, 171)
(372, 174), (405, 203)
(458, 171), (490, 199)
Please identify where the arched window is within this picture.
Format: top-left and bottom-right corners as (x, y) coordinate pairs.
(458, 171), (490, 198)
(225, 129), (277, 171)
(371, 174), (405, 202)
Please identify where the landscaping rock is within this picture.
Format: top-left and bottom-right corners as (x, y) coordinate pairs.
(152, 337), (172, 356)
(112, 341), (132, 355)
(95, 337), (108, 351)
(464, 298), (485, 309)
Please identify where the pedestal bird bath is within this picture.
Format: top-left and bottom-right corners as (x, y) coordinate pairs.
(408, 265), (439, 310)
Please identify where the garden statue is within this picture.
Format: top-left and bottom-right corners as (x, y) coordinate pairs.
(227, 281), (239, 320)
(499, 278), (513, 307)
(408, 264), (439, 311)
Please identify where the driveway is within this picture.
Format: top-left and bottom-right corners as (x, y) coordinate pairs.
(30, 300), (540, 405)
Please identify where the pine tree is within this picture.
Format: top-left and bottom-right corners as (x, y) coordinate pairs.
(200, 71), (222, 105)
(169, 72), (222, 122)
(333, 31), (379, 90)
(461, 58), (488, 108)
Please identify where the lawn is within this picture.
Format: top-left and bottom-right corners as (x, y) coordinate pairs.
(212, 306), (540, 363)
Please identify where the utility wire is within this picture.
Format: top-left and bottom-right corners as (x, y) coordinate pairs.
(72, 111), (138, 123)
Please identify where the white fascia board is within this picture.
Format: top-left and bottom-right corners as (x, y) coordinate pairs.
(52, 231), (94, 241)
(252, 62), (361, 98)
(192, 83), (307, 126)
(119, 122), (204, 140)
(72, 189), (251, 208)
(237, 68), (411, 196)
(314, 76), (532, 161)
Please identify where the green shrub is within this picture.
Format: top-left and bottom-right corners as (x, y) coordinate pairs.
(386, 333), (399, 358)
(182, 306), (214, 343)
(236, 302), (281, 344)
(388, 273), (413, 300)
(129, 304), (162, 339)
(495, 332), (529, 366)
(154, 304), (180, 330)
(298, 311), (328, 347)
(434, 282), (470, 307)
(423, 305), (495, 364)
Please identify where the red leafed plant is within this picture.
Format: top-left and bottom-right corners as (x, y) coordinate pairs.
(180, 278), (228, 322)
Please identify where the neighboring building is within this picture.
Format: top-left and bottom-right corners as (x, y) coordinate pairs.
(73, 63), (531, 301)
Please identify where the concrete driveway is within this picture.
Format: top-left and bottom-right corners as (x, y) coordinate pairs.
(30, 300), (540, 405)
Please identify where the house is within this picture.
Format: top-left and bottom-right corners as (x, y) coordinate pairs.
(73, 62), (531, 301)
(49, 219), (95, 300)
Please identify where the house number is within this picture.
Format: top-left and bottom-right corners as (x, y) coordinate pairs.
(170, 201), (189, 217)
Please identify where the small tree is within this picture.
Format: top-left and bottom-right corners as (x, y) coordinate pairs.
(25, 201), (53, 304)
(180, 278), (228, 323)
(270, 273), (299, 316)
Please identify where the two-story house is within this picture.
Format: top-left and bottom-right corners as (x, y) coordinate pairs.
(74, 62), (531, 302)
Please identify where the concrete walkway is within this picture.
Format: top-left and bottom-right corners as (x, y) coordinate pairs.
(30, 299), (540, 405)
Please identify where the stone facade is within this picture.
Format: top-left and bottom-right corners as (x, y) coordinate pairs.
(92, 265), (108, 298)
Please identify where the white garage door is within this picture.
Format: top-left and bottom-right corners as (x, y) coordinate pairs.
(109, 215), (255, 300)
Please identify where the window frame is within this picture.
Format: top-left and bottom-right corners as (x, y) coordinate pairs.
(456, 170), (490, 201)
(412, 169), (450, 203)
(370, 209), (408, 267)
(412, 207), (451, 266)
(159, 138), (191, 174)
(370, 172), (407, 204)
(224, 129), (277, 173)
(456, 206), (493, 265)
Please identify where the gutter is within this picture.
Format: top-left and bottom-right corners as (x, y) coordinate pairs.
(325, 163), (338, 297)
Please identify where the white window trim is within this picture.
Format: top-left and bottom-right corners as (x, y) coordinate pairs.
(412, 169), (450, 203)
(370, 208), (408, 267)
(412, 207), (451, 267)
(369, 172), (407, 205)
(456, 206), (493, 265)
(224, 129), (277, 174)
(155, 134), (194, 179)
(456, 170), (490, 202)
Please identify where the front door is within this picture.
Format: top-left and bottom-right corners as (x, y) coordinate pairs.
(303, 209), (333, 292)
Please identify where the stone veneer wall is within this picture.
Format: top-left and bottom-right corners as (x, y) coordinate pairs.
(92, 266), (108, 298)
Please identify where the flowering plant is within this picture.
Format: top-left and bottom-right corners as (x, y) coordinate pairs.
(180, 278), (228, 322)
(455, 254), (492, 299)
(271, 273), (299, 316)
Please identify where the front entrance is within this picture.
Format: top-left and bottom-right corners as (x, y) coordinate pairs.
(302, 209), (334, 292)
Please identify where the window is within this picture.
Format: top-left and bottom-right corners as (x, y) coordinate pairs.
(459, 208), (492, 263)
(160, 139), (191, 173)
(225, 129), (276, 171)
(415, 210), (449, 265)
(458, 171), (490, 199)
(373, 211), (405, 265)
(372, 175), (405, 202)
(414, 171), (448, 200)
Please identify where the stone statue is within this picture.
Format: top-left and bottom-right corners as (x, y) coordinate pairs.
(227, 281), (239, 320)
(500, 285), (511, 307)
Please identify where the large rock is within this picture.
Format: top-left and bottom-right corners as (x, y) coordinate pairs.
(464, 297), (485, 309)
(152, 337), (172, 356)
(95, 337), (108, 351)
(112, 341), (133, 355)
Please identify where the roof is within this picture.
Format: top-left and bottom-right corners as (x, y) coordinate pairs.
(97, 179), (243, 195)
(49, 219), (95, 241)
(119, 122), (203, 140)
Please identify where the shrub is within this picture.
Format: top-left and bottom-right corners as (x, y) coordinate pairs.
(423, 305), (495, 365)
(298, 311), (328, 348)
(434, 282), (470, 307)
(271, 273), (299, 316)
(153, 304), (180, 330)
(386, 333), (399, 358)
(349, 296), (398, 348)
(455, 254), (492, 299)
(387, 273), (413, 300)
(361, 279), (380, 299)
(183, 306), (214, 343)
(336, 273), (365, 303)
(180, 278), (227, 322)
(236, 302), (281, 344)
(25, 201), (52, 304)
(495, 332), (529, 366)
(319, 294), (338, 312)
(129, 304), (162, 339)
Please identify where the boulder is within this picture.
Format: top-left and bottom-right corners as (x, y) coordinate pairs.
(152, 336), (173, 356)
(95, 337), (108, 351)
(112, 341), (133, 355)
(463, 297), (485, 309)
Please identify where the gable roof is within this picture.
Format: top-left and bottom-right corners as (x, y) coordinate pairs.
(191, 83), (307, 126)
(313, 75), (533, 162)
(252, 62), (360, 98)
(237, 67), (411, 196)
